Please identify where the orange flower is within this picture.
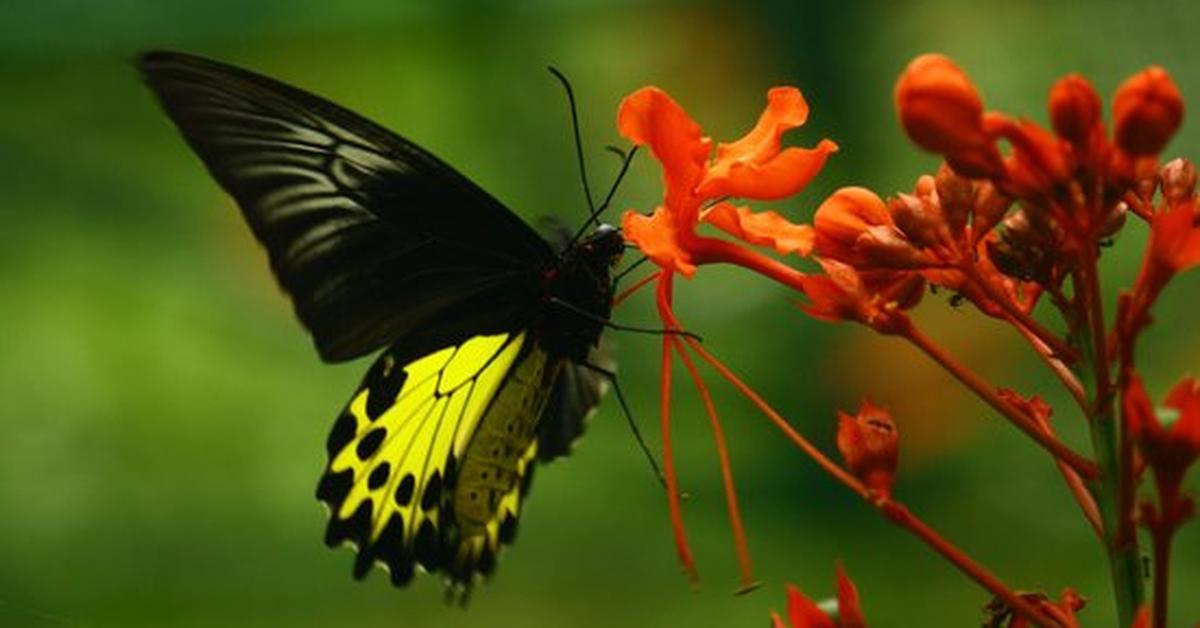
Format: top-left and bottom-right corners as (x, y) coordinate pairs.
(617, 85), (837, 587)
(836, 401), (900, 497)
(1124, 159), (1200, 336)
(770, 566), (866, 628)
(1127, 375), (1200, 494)
(619, 86), (837, 277)
(1113, 66), (1184, 156)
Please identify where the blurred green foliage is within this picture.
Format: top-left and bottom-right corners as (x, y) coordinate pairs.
(1, 1), (1198, 626)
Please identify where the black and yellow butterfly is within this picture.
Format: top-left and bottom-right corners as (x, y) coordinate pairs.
(138, 51), (626, 592)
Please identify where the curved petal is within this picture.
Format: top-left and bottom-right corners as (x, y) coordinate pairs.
(702, 202), (814, 256)
(617, 87), (711, 222)
(835, 564), (867, 628)
(621, 207), (697, 276)
(700, 139), (839, 200)
(714, 86), (811, 165)
(784, 584), (836, 628)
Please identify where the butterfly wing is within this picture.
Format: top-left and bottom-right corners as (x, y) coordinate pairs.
(537, 345), (611, 461)
(137, 51), (556, 362)
(318, 332), (561, 587)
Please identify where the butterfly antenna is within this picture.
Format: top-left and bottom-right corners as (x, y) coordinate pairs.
(580, 362), (673, 492)
(548, 67), (597, 218)
(570, 144), (639, 244)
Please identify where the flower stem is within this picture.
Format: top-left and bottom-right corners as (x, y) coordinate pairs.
(962, 262), (1078, 362)
(690, 236), (808, 292)
(1151, 528), (1172, 628)
(1074, 255), (1144, 626)
(898, 318), (1099, 479)
(680, 335), (1061, 627)
(1010, 317), (1089, 412)
(877, 500), (1063, 628)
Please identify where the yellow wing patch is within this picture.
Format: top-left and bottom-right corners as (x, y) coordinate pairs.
(316, 332), (559, 589)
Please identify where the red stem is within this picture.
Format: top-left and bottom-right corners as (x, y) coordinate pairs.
(1010, 315), (1089, 412)
(962, 262), (1078, 362)
(677, 333), (1061, 627)
(1151, 527), (1172, 628)
(1030, 408), (1104, 540)
(689, 236), (808, 292)
(898, 317), (1100, 479)
(879, 500), (1063, 628)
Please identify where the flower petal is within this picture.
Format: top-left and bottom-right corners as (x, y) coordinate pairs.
(715, 86), (811, 165)
(621, 208), (697, 277)
(617, 87), (711, 220)
(702, 202), (814, 256)
(784, 584), (836, 628)
(835, 564), (867, 628)
(1164, 376), (1200, 448)
(701, 139), (838, 200)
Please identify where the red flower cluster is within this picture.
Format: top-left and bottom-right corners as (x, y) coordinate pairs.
(616, 53), (1195, 628)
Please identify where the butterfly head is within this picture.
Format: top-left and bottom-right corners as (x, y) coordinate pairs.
(579, 223), (625, 267)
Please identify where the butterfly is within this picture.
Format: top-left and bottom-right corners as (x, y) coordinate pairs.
(137, 51), (626, 594)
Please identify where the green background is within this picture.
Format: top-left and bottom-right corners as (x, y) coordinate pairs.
(2, 1), (1198, 626)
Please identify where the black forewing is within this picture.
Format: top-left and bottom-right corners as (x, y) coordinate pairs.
(137, 51), (556, 362)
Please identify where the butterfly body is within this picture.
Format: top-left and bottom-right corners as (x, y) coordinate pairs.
(139, 51), (621, 591)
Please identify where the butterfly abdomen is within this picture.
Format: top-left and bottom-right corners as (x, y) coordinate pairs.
(448, 344), (564, 579)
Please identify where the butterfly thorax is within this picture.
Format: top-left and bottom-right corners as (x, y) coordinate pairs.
(538, 224), (623, 362)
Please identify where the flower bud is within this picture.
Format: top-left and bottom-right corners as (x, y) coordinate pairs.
(970, 181), (1012, 238)
(1160, 158), (1197, 205)
(813, 187), (892, 263)
(987, 210), (1054, 283)
(836, 401), (899, 496)
(889, 192), (949, 249)
(1049, 74), (1102, 143)
(1114, 66), (1183, 156)
(856, 226), (930, 269)
(935, 163), (974, 235)
(895, 54), (1005, 177)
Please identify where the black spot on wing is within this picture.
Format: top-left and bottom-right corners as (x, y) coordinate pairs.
(326, 411), (356, 457)
(365, 356), (406, 420)
(316, 468), (353, 504)
(414, 519), (441, 572)
(394, 474), (415, 507)
(421, 471), (442, 511)
(356, 427), (386, 460)
(498, 512), (519, 544)
(478, 546), (496, 576)
(444, 455), (458, 489)
(368, 462), (390, 490)
(325, 500), (372, 549)
(375, 515), (414, 586)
